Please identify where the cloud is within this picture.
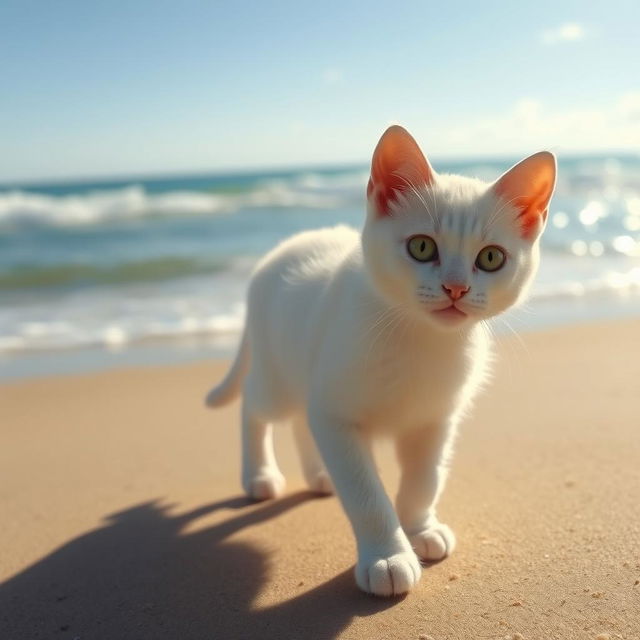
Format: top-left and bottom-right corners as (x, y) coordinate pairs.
(540, 23), (586, 45)
(616, 92), (640, 121)
(427, 92), (640, 155)
(322, 68), (344, 86)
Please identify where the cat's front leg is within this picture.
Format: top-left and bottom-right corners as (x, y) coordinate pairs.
(395, 425), (456, 562)
(308, 407), (421, 596)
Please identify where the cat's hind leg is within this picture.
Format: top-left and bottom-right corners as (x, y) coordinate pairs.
(241, 399), (285, 501)
(292, 418), (334, 495)
(395, 425), (456, 562)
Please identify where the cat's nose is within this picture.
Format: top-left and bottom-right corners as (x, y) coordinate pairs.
(442, 283), (470, 300)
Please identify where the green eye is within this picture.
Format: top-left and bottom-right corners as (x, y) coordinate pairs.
(476, 246), (506, 272)
(407, 235), (438, 263)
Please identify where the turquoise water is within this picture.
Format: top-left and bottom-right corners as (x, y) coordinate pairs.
(1, 155), (639, 377)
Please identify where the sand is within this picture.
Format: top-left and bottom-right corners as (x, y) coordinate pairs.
(1, 319), (639, 639)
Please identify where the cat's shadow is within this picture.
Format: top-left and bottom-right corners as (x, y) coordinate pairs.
(0, 492), (399, 639)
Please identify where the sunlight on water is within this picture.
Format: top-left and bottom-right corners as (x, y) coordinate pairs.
(1, 155), (639, 363)
(552, 211), (569, 228)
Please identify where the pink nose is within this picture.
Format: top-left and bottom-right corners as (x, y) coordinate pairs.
(442, 283), (470, 300)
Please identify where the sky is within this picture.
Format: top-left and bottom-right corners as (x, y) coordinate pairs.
(1, 0), (639, 183)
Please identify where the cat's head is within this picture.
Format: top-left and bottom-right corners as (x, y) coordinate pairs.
(361, 125), (556, 330)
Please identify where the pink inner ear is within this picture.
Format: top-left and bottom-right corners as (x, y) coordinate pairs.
(515, 189), (551, 239)
(368, 126), (434, 216)
(493, 151), (557, 240)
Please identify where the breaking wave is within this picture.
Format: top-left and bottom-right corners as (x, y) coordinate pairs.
(0, 172), (367, 229)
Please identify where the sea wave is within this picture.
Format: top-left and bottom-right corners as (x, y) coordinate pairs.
(1, 267), (639, 356)
(531, 266), (640, 300)
(0, 256), (232, 291)
(0, 309), (245, 354)
(0, 180), (361, 230)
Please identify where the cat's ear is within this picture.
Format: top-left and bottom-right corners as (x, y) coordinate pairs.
(367, 125), (435, 216)
(492, 151), (557, 240)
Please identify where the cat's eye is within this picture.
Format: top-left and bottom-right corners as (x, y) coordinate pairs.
(475, 246), (506, 272)
(407, 235), (438, 263)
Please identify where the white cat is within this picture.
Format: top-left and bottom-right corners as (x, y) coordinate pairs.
(206, 126), (556, 596)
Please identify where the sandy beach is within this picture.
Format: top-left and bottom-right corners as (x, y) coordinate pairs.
(1, 319), (639, 639)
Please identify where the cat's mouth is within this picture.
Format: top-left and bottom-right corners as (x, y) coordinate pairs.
(431, 304), (468, 323)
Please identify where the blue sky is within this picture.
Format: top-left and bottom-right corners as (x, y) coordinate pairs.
(1, 0), (639, 182)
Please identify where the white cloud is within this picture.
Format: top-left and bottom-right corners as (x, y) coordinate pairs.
(540, 23), (586, 45)
(322, 68), (344, 86)
(424, 92), (640, 156)
(616, 92), (640, 121)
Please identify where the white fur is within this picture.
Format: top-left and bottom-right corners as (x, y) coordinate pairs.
(206, 137), (552, 596)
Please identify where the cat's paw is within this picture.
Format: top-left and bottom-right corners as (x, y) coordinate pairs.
(355, 550), (422, 597)
(409, 523), (456, 561)
(244, 470), (286, 501)
(308, 471), (334, 496)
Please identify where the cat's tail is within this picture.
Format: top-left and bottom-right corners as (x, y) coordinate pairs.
(204, 328), (249, 408)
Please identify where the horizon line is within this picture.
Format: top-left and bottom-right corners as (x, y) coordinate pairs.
(2, 148), (639, 190)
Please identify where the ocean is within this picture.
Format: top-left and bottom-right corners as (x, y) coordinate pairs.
(1, 155), (639, 379)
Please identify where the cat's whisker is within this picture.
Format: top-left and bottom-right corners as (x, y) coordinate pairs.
(361, 305), (403, 340)
(391, 172), (437, 226)
(403, 186), (435, 224)
(512, 301), (536, 316)
(488, 316), (529, 384)
(483, 193), (522, 230)
(479, 319), (494, 341)
(494, 315), (530, 362)
(376, 309), (408, 357)
(483, 317), (518, 380)
(362, 306), (407, 364)
(482, 194), (526, 237)
(365, 314), (405, 370)
(425, 181), (440, 230)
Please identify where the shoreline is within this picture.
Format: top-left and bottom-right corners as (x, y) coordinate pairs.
(1, 318), (639, 638)
(2, 289), (640, 382)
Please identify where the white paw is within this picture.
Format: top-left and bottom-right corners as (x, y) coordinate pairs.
(409, 523), (456, 561)
(355, 550), (422, 597)
(308, 471), (334, 495)
(244, 470), (286, 501)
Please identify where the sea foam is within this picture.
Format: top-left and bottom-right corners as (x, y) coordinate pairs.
(0, 180), (356, 229)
